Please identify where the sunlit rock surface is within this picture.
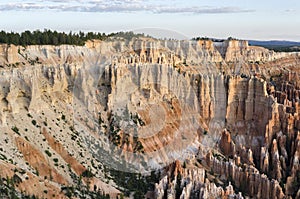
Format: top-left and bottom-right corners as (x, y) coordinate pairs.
(0, 38), (299, 198)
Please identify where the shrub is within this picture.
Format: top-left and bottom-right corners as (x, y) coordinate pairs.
(11, 126), (20, 135)
(82, 169), (94, 178)
(45, 150), (52, 157)
(32, 120), (37, 126)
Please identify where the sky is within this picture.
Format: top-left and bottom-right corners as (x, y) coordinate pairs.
(0, 0), (299, 41)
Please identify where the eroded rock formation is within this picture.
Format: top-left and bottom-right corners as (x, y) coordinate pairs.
(0, 38), (299, 198)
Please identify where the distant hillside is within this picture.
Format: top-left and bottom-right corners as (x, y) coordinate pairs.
(249, 40), (300, 52)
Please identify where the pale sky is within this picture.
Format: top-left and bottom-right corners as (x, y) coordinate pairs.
(0, 0), (299, 41)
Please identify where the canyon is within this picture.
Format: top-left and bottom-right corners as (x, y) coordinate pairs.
(0, 37), (299, 198)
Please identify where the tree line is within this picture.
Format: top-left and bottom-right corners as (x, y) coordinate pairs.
(0, 30), (148, 46)
(192, 36), (238, 42)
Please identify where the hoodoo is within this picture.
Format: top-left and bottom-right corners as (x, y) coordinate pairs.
(0, 37), (299, 198)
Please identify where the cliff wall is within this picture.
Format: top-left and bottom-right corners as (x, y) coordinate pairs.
(0, 38), (299, 198)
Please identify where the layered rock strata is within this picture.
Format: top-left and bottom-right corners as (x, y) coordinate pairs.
(0, 38), (299, 198)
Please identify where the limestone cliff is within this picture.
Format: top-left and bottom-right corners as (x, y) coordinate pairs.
(0, 38), (299, 198)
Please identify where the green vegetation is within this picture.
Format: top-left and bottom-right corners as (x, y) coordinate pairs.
(0, 153), (7, 160)
(259, 45), (300, 52)
(0, 176), (38, 199)
(0, 30), (107, 46)
(62, 166), (110, 199)
(11, 126), (20, 135)
(0, 30), (150, 46)
(111, 31), (148, 40)
(34, 168), (39, 176)
(133, 140), (144, 153)
(109, 124), (121, 146)
(175, 173), (183, 199)
(192, 37), (225, 42)
(44, 150), (52, 157)
(31, 120), (37, 126)
(81, 168), (94, 178)
(192, 37), (211, 41)
(212, 151), (226, 161)
(227, 36), (239, 41)
(108, 169), (160, 198)
(61, 185), (110, 199)
(131, 113), (145, 126)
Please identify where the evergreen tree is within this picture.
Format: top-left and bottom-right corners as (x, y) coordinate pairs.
(0, 29), (147, 46)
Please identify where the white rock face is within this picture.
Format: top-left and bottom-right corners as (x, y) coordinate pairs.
(0, 38), (299, 198)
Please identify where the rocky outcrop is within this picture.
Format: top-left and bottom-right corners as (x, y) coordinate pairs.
(15, 136), (68, 185)
(205, 152), (285, 199)
(214, 40), (288, 63)
(0, 38), (299, 198)
(219, 129), (235, 157)
(154, 161), (244, 199)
